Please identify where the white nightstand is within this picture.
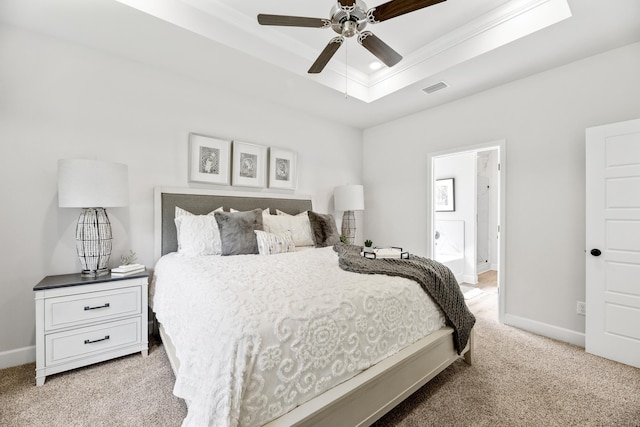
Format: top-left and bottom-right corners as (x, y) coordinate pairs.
(33, 271), (149, 386)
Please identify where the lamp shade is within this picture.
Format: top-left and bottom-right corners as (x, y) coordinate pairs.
(334, 184), (364, 211)
(58, 159), (129, 208)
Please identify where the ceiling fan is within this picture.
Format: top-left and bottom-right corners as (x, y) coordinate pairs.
(257, 0), (446, 74)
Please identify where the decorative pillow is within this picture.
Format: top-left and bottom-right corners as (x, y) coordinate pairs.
(254, 230), (296, 255)
(214, 209), (263, 255)
(307, 211), (341, 247)
(174, 206), (223, 255)
(263, 211), (315, 247)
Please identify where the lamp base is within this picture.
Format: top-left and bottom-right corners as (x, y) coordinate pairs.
(81, 268), (110, 278)
(341, 210), (356, 245)
(76, 208), (113, 275)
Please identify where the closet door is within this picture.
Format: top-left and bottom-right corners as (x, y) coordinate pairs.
(585, 118), (640, 368)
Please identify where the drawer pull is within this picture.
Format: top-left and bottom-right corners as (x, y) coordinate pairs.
(84, 303), (110, 311)
(84, 335), (110, 344)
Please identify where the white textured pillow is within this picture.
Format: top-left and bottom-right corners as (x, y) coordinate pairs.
(174, 206), (223, 256)
(263, 211), (315, 247)
(254, 230), (296, 255)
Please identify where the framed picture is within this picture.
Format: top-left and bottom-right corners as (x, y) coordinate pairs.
(189, 133), (231, 185)
(435, 178), (455, 212)
(232, 141), (267, 188)
(269, 148), (297, 190)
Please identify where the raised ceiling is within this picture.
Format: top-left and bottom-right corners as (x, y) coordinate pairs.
(1, 0), (640, 128)
(115, 0), (573, 102)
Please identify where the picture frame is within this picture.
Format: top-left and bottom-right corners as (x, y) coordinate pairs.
(188, 133), (231, 185)
(268, 148), (297, 190)
(232, 141), (267, 188)
(435, 178), (455, 212)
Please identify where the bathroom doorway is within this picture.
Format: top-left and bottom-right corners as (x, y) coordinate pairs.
(428, 140), (506, 322)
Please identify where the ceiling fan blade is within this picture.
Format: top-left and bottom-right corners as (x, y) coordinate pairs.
(368, 0), (446, 23)
(308, 37), (344, 74)
(257, 14), (330, 28)
(358, 31), (402, 67)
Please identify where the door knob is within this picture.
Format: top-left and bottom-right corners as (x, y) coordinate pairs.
(590, 249), (602, 256)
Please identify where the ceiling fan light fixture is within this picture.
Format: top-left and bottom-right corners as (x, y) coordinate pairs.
(369, 61), (383, 70)
(342, 20), (359, 37)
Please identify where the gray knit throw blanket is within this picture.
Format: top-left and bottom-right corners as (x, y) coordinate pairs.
(334, 244), (475, 354)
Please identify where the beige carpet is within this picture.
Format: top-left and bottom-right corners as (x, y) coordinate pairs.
(0, 336), (187, 427)
(2, 277), (639, 426)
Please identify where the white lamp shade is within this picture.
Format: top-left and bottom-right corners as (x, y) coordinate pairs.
(58, 159), (129, 208)
(334, 184), (364, 211)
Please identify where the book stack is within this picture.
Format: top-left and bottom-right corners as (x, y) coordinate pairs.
(111, 263), (146, 277)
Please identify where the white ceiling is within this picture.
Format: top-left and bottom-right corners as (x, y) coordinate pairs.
(1, 0), (639, 129)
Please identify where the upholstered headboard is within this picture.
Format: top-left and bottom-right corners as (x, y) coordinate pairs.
(154, 187), (313, 260)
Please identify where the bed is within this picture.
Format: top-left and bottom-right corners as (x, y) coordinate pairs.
(152, 187), (475, 427)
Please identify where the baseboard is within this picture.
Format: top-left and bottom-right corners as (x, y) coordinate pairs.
(477, 264), (490, 274)
(504, 314), (585, 347)
(0, 345), (36, 369)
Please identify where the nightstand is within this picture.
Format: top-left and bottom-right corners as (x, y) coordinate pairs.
(33, 271), (149, 386)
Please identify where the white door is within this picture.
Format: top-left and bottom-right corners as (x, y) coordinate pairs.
(585, 118), (640, 368)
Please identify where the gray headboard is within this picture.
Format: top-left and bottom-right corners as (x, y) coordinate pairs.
(154, 187), (313, 259)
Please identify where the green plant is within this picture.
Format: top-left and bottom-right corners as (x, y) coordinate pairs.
(340, 235), (349, 244)
(364, 239), (373, 247)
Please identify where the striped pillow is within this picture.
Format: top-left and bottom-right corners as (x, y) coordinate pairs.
(254, 230), (296, 255)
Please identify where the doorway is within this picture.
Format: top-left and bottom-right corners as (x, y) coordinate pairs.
(428, 140), (506, 323)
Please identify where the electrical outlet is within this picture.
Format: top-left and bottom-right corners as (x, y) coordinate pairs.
(577, 301), (586, 316)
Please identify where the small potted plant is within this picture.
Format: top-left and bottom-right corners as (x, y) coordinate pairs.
(364, 239), (373, 253)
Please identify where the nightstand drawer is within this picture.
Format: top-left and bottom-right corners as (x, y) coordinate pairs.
(46, 317), (142, 366)
(45, 286), (141, 331)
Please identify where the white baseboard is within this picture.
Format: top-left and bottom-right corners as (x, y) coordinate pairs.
(504, 314), (585, 347)
(477, 264), (490, 274)
(0, 345), (36, 369)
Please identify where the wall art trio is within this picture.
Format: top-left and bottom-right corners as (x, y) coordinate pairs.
(188, 133), (297, 190)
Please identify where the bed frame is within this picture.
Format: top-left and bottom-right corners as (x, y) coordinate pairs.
(153, 187), (474, 426)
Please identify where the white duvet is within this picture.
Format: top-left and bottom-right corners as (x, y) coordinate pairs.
(152, 246), (446, 427)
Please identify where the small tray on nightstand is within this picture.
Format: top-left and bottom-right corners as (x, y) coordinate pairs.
(361, 247), (409, 260)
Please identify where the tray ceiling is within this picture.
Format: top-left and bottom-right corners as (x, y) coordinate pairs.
(114, 0), (573, 102)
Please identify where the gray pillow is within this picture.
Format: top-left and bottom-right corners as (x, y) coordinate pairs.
(307, 211), (340, 247)
(214, 209), (263, 255)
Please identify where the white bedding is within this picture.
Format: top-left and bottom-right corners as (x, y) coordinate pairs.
(152, 246), (446, 427)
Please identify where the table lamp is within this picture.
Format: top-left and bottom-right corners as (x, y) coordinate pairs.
(58, 159), (129, 277)
(334, 184), (364, 245)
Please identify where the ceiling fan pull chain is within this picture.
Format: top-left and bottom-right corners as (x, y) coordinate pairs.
(344, 39), (348, 99)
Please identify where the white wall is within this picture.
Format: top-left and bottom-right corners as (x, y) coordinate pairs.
(0, 25), (362, 366)
(363, 42), (640, 343)
(434, 152), (477, 283)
